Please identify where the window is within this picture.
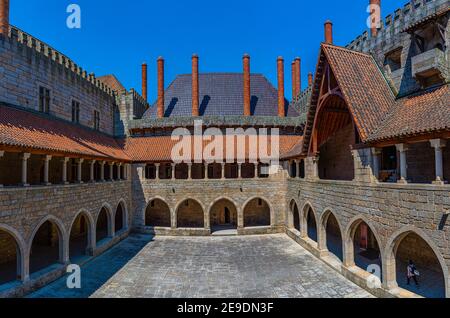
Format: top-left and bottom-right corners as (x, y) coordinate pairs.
(93, 110), (100, 131)
(384, 48), (402, 72)
(39, 86), (50, 113)
(72, 100), (80, 123)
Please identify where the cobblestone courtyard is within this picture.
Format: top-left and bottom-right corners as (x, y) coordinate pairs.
(30, 234), (372, 298)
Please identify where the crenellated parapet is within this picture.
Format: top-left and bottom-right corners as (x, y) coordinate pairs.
(7, 25), (116, 98)
(289, 85), (312, 120)
(346, 0), (448, 53)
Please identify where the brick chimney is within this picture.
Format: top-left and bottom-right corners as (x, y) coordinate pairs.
(192, 54), (199, 117)
(308, 72), (314, 87)
(291, 61), (296, 100)
(294, 57), (301, 96)
(324, 20), (333, 44)
(0, 0), (10, 36)
(157, 57), (165, 118)
(243, 54), (251, 116)
(277, 57), (285, 118)
(369, 0), (381, 38)
(142, 62), (148, 102)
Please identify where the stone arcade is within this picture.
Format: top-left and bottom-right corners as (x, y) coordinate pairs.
(0, 0), (449, 298)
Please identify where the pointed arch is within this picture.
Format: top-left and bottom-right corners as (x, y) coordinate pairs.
(242, 196), (273, 227)
(383, 225), (448, 298)
(175, 198), (205, 228)
(0, 224), (26, 284)
(145, 196), (172, 228)
(28, 215), (67, 275)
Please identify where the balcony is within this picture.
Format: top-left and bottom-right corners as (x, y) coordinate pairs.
(412, 48), (448, 86)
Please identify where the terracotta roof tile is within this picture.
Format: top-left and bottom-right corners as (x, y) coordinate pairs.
(97, 75), (126, 94)
(322, 44), (395, 140)
(124, 135), (302, 162)
(367, 84), (450, 142)
(0, 105), (129, 160)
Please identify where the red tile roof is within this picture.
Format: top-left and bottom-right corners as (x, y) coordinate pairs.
(321, 44), (395, 141)
(367, 84), (450, 142)
(97, 75), (126, 94)
(0, 105), (130, 160)
(300, 44), (396, 156)
(124, 135), (302, 162)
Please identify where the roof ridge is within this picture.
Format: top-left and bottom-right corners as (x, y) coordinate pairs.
(321, 43), (372, 58)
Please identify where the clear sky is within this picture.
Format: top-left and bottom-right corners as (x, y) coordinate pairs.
(11, 0), (401, 102)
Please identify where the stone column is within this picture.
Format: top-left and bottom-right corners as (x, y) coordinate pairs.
(109, 162), (114, 181)
(43, 155), (52, 185)
(100, 161), (105, 182)
(117, 163), (122, 180)
(89, 160), (96, 183)
(171, 163), (175, 179)
(254, 163), (258, 179)
(0, 151), (3, 187)
(221, 163), (226, 179)
(371, 148), (381, 181)
(395, 144), (408, 184)
(155, 163), (160, 180)
(21, 153), (30, 187)
(61, 157), (69, 184)
(76, 158), (84, 183)
(187, 163), (192, 180)
(205, 163), (209, 180)
(238, 163), (242, 179)
(430, 139), (446, 185)
(305, 156), (319, 180)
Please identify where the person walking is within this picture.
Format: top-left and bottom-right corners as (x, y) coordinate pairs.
(407, 260), (419, 286)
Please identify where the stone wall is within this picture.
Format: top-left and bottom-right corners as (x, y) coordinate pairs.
(318, 124), (355, 181)
(286, 176), (450, 297)
(0, 180), (132, 296)
(131, 164), (288, 234)
(0, 33), (116, 135)
(406, 141), (436, 183)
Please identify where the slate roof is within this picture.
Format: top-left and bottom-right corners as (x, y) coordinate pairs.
(143, 73), (299, 118)
(124, 135), (302, 162)
(0, 104), (130, 160)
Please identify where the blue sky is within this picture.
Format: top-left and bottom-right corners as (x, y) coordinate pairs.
(11, 0), (401, 101)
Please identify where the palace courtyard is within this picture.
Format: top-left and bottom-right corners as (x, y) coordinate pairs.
(28, 234), (372, 298)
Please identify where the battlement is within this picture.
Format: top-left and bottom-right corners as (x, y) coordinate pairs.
(7, 25), (116, 97)
(290, 85), (312, 119)
(346, 0), (449, 53)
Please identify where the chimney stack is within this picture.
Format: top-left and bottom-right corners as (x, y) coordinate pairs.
(291, 62), (296, 100)
(142, 62), (148, 102)
(277, 57), (285, 118)
(294, 57), (301, 96)
(243, 54), (251, 116)
(324, 20), (333, 44)
(308, 72), (314, 87)
(192, 54), (199, 116)
(369, 0), (381, 38)
(0, 0), (10, 36)
(157, 57), (165, 118)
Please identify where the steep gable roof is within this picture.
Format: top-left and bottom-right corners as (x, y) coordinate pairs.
(301, 44), (396, 154)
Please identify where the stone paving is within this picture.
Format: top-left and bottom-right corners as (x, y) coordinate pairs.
(29, 234), (372, 298)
